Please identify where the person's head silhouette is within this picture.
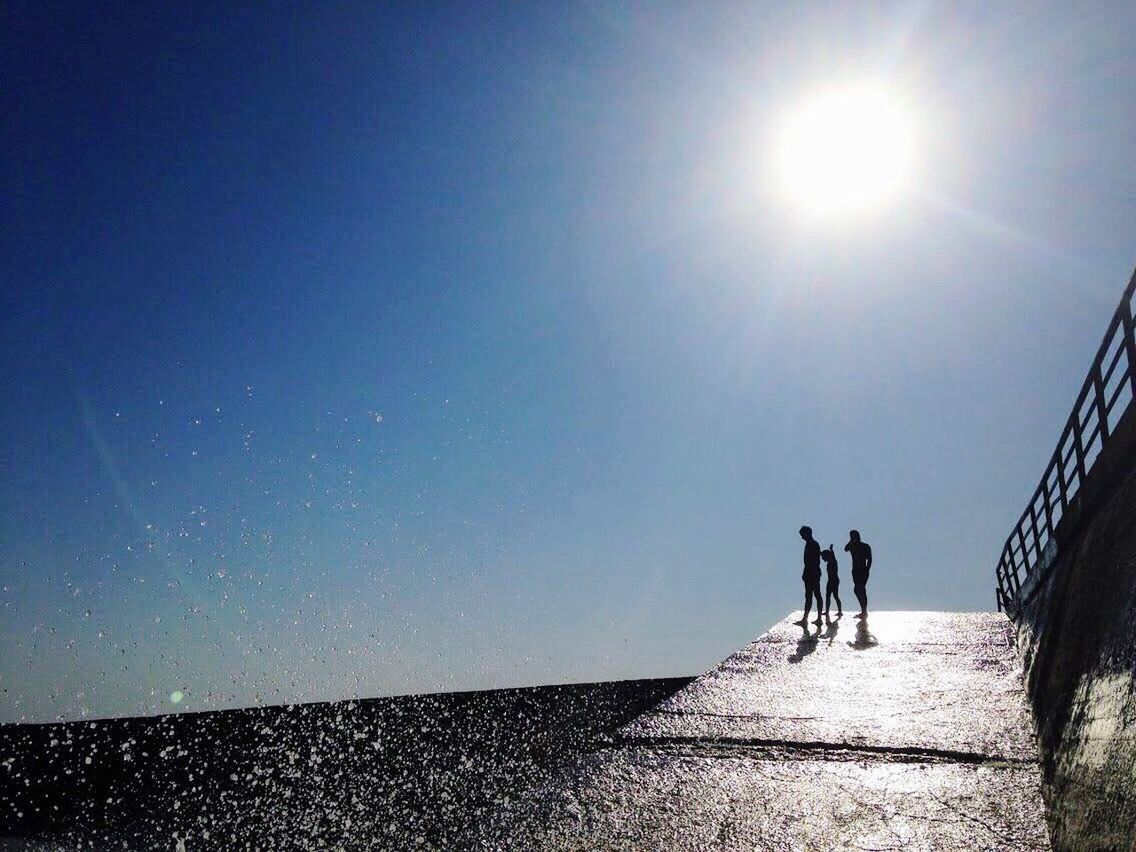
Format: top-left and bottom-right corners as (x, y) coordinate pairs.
(799, 525), (813, 541)
(848, 529), (861, 543)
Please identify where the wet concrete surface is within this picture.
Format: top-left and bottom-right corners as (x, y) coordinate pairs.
(626, 611), (1036, 760)
(0, 613), (1052, 849)
(493, 612), (1051, 851)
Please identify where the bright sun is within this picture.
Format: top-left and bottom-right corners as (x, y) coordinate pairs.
(773, 83), (916, 219)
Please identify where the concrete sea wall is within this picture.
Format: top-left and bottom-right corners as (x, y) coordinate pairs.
(0, 677), (691, 850)
(1014, 405), (1136, 852)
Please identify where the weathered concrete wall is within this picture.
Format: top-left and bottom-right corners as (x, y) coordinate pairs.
(1015, 405), (1136, 852)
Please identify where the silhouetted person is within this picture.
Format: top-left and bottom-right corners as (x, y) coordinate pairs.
(821, 544), (842, 617)
(795, 525), (823, 626)
(844, 530), (873, 619)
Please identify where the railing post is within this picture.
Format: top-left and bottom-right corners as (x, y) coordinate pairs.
(1029, 504), (1042, 563)
(997, 562), (1010, 612)
(1016, 527), (1031, 582)
(1041, 468), (1055, 539)
(1122, 298), (1136, 398)
(1072, 416), (1087, 488)
(1056, 442), (1070, 511)
(1092, 360), (1110, 442)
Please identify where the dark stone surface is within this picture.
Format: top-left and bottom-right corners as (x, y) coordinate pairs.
(0, 678), (692, 850)
(493, 612), (1050, 851)
(1015, 404), (1136, 852)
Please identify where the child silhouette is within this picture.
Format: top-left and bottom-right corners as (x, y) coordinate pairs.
(821, 544), (842, 617)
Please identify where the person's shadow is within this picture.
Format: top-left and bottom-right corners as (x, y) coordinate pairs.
(823, 614), (841, 646)
(788, 621), (822, 663)
(848, 616), (878, 649)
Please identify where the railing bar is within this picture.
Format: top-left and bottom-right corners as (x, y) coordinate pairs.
(1083, 421), (1102, 448)
(1101, 335), (1127, 384)
(1062, 440), (1077, 467)
(1121, 298), (1136, 399)
(1105, 371), (1132, 413)
(1060, 450), (1071, 472)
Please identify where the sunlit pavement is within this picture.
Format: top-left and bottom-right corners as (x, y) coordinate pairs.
(494, 612), (1051, 851)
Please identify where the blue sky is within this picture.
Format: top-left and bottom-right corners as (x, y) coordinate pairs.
(3, 2), (1134, 721)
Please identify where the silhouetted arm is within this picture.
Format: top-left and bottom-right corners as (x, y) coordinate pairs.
(865, 544), (873, 571)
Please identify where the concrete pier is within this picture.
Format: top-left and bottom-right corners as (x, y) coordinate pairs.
(496, 611), (1051, 851)
(0, 612), (1054, 850)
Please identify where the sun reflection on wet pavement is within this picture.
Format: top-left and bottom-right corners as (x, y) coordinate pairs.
(494, 611), (1051, 851)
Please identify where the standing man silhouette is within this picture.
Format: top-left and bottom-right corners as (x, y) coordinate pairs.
(845, 530), (873, 619)
(796, 526), (824, 627)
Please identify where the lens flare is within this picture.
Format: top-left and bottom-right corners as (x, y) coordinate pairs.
(773, 83), (916, 219)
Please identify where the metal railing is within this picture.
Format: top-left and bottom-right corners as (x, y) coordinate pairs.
(996, 268), (1136, 617)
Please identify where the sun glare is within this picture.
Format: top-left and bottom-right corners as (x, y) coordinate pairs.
(773, 83), (916, 220)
